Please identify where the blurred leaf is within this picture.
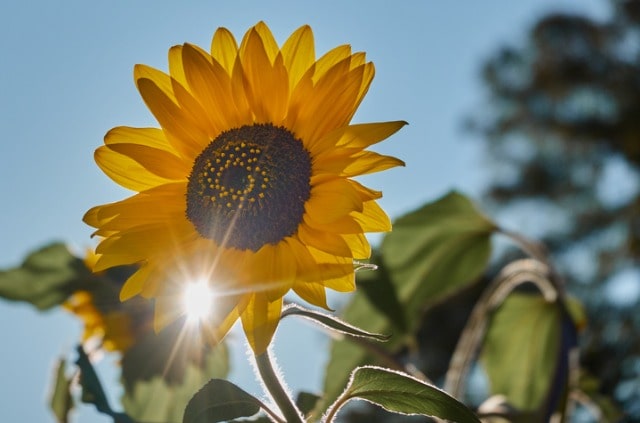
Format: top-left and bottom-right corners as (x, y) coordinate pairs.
(75, 345), (133, 422)
(0, 243), (89, 310)
(296, 391), (321, 418)
(121, 322), (230, 423)
(356, 255), (407, 333)
(319, 191), (496, 414)
(577, 372), (623, 422)
(328, 366), (480, 422)
(281, 303), (390, 341)
(121, 318), (229, 388)
(182, 379), (262, 423)
(382, 190), (497, 321)
(233, 417), (271, 423)
(75, 345), (112, 414)
(49, 359), (73, 423)
(480, 292), (562, 411)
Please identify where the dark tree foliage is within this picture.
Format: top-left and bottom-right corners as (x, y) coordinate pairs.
(468, 0), (640, 418)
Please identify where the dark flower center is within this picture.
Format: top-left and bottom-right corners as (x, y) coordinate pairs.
(186, 124), (312, 251)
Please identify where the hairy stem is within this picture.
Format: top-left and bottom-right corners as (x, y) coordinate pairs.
(255, 350), (304, 423)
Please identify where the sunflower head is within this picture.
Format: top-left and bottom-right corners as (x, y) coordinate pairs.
(64, 248), (153, 353)
(64, 290), (135, 352)
(84, 22), (405, 354)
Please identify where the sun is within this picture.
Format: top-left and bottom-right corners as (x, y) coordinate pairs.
(182, 280), (214, 323)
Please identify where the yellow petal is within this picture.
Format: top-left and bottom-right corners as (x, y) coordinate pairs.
(105, 126), (174, 151)
(286, 237), (352, 284)
(303, 214), (363, 234)
(305, 176), (363, 224)
(309, 121), (407, 156)
(170, 67), (221, 138)
(105, 143), (188, 181)
(95, 221), (194, 265)
(94, 146), (174, 192)
(168, 45), (188, 88)
(230, 55), (251, 119)
(343, 152), (405, 176)
(342, 232), (371, 259)
(202, 301), (241, 344)
(352, 200), (392, 232)
(134, 64), (177, 102)
(355, 61), (375, 111)
(293, 281), (330, 310)
(210, 27), (238, 74)
(241, 293), (283, 354)
(313, 45), (352, 82)
(93, 253), (141, 272)
(322, 271), (356, 292)
(298, 222), (353, 257)
(241, 29), (289, 123)
(181, 43), (247, 129)
(294, 61), (364, 144)
(249, 242), (295, 301)
(249, 21), (279, 62)
(135, 63), (218, 138)
(120, 263), (153, 301)
(348, 179), (383, 201)
(281, 25), (315, 89)
(136, 78), (208, 159)
(93, 183), (186, 231)
(306, 247), (356, 292)
(82, 206), (103, 229)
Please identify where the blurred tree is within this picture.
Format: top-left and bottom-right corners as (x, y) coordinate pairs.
(467, 0), (640, 418)
(334, 1), (639, 422)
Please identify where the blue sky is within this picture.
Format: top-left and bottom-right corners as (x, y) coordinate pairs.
(0, 1), (605, 422)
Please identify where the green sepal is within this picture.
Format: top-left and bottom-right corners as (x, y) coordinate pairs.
(281, 303), (390, 341)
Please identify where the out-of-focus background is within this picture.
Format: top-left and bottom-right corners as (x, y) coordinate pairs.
(4, 0), (640, 422)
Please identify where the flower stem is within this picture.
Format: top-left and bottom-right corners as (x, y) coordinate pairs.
(255, 350), (304, 423)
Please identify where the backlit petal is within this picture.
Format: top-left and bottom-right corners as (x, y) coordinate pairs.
(241, 293), (283, 354)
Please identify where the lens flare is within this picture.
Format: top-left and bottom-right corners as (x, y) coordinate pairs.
(183, 280), (213, 323)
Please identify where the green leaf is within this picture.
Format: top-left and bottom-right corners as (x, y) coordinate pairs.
(281, 303), (390, 341)
(319, 191), (496, 414)
(327, 366), (480, 423)
(296, 391), (321, 417)
(382, 191), (496, 321)
(0, 243), (89, 310)
(75, 345), (134, 422)
(182, 379), (262, 423)
(480, 292), (562, 411)
(49, 359), (73, 423)
(121, 318), (230, 388)
(121, 321), (230, 423)
(75, 345), (112, 415)
(355, 255), (407, 333)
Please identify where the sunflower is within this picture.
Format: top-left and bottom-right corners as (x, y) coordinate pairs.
(64, 290), (135, 352)
(84, 22), (405, 354)
(63, 250), (136, 352)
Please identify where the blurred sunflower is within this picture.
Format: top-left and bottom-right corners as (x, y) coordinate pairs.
(64, 291), (134, 352)
(63, 250), (138, 353)
(84, 22), (404, 353)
